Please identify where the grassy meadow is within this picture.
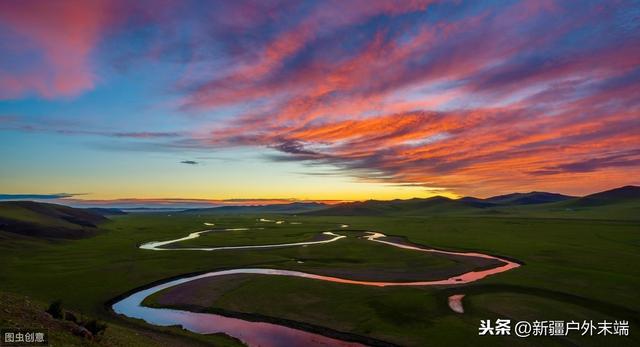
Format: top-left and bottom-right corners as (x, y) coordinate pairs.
(1, 211), (639, 346)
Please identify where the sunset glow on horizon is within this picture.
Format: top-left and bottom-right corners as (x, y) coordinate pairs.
(1, 0), (638, 205)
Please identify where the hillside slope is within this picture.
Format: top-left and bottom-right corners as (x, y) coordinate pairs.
(567, 186), (640, 207)
(307, 186), (640, 218)
(0, 201), (107, 239)
(0, 291), (237, 347)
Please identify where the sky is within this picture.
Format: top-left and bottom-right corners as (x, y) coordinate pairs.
(0, 0), (639, 207)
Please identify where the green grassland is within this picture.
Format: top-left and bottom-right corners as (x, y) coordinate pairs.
(1, 210), (639, 346)
(468, 199), (640, 221)
(161, 223), (498, 281)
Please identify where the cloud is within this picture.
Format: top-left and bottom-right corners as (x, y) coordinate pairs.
(530, 150), (640, 176)
(1, 1), (638, 197)
(0, 1), (178, 99)
(112, 132), (183, 139)
(0, 193), (81, 200)
(0, 1), (111, 98)
(174, 1), (638, 196)
(272, 141), (314, 155)
(180, 160), (199, 165)
(0, 120), (184, 140)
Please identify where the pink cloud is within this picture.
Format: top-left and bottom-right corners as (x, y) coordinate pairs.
(2, 1), (638, 197)
(0, 1), (116, 98)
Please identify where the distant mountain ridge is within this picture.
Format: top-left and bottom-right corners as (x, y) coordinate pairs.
(304, 196), (480, 216)
(306, 186), (639, 216)
(482, 191), (575, 205)
(181, 202), (326, 214)
(145, 186), (640, 217)
(0, 186), (637, 220)
(86, 207), (127, 216)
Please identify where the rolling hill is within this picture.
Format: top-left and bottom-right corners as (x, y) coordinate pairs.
(306, 186), (639, 218)
(482, 191), (575, 205)
(565, 185), (640, 207)
(2, 186), (636, 223)
(0, 201), (108, 239)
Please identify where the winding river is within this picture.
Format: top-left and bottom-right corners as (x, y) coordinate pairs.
(113, 223), (520, 347)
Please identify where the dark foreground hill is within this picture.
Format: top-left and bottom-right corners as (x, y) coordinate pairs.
(182, 202), (327, 215)
(565, 185), (640, 207)
(0, 201), (108, 239)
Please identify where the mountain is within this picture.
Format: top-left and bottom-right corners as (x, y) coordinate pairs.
(457, 197), (498, 207)
(483, 191), (575, 205)
(119, 207), (187, 212)
(308, 191), (576, 216)
(306, 196), (481, 216)
(181, 202), (327, 215)
(565, 185), (640, 207)
(306, 186), (639, 217)
(0, 201), (107, 239)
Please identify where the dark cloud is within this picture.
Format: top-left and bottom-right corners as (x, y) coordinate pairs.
(180, 160), (199, 165)
(0, 193), (81, 200)
(272, 141), (320, 156)
(111, 132), (182, 138)
(0, 121), (185, 140)
(530, 151), (640, 176)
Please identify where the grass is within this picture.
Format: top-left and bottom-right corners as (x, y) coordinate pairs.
(474, 199), (640, 220)
(0, 291), (239, 347)
(1, 212), (638, 346)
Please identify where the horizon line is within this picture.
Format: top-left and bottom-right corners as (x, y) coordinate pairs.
(1, 185), (636, 209)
